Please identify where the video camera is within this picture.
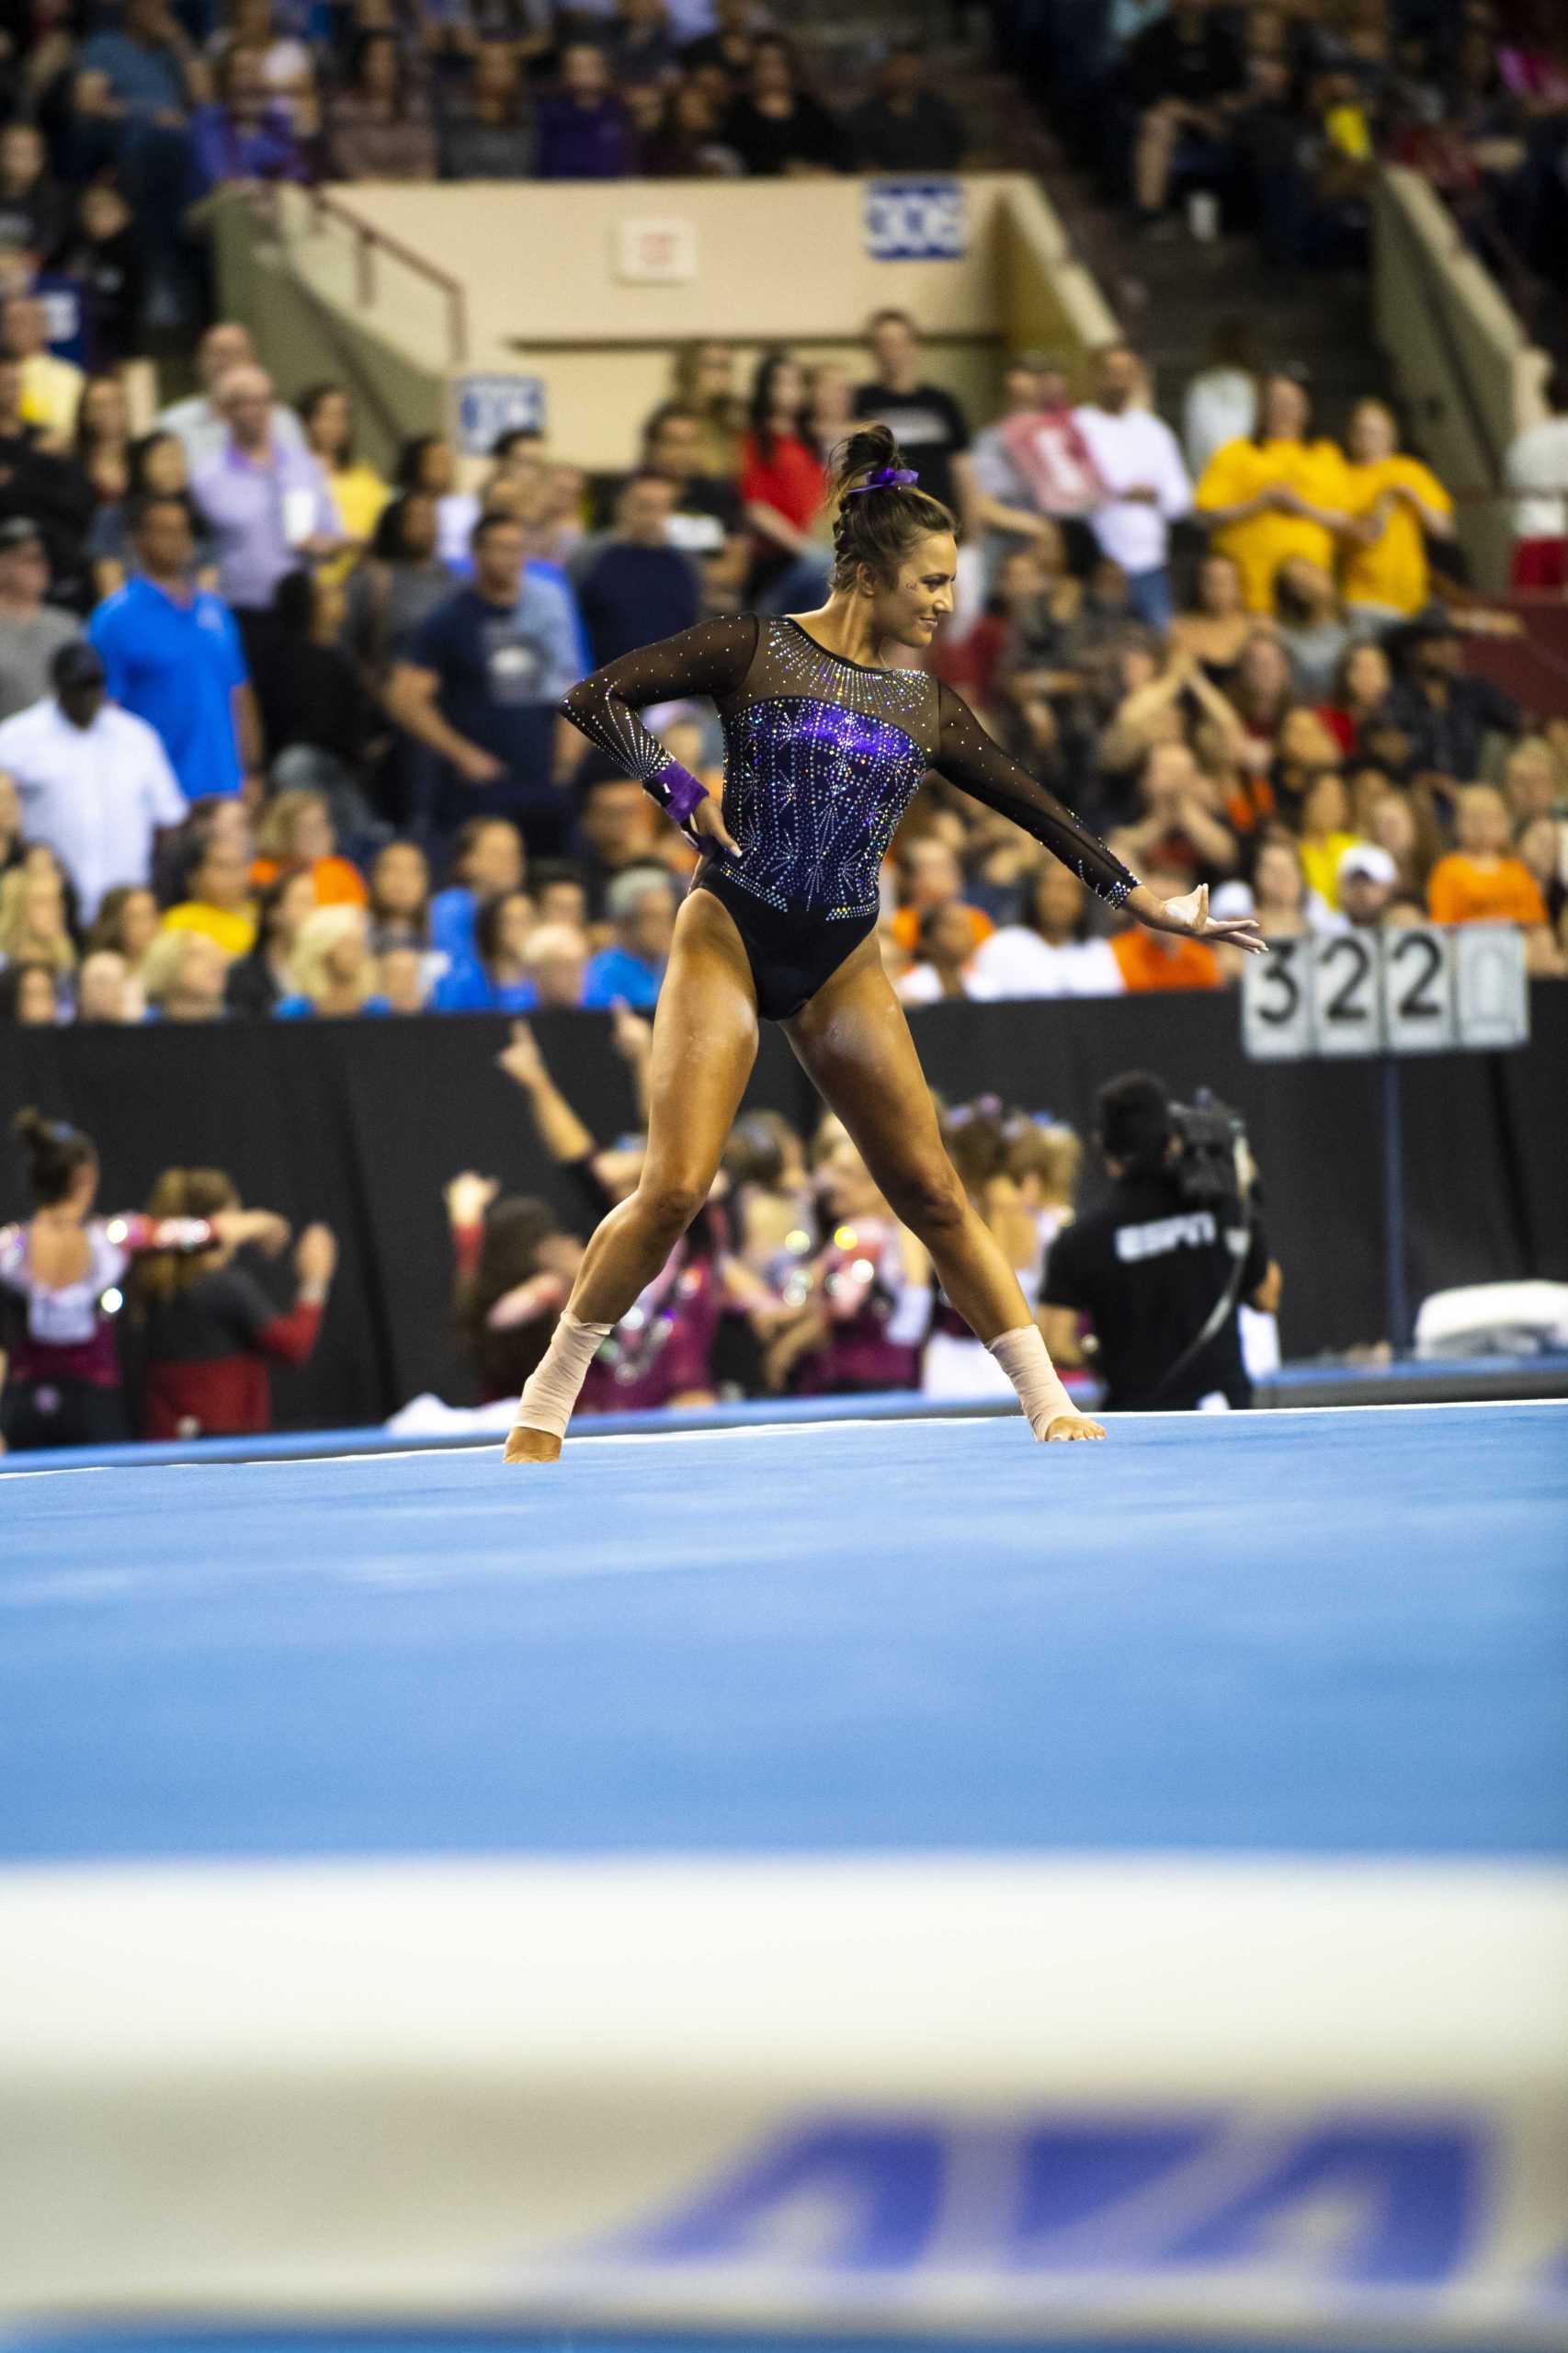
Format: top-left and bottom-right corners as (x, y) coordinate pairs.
(1167, 1089), (1253, 1211)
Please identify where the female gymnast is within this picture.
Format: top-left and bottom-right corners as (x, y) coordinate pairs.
(506, 426), (1265, 1461)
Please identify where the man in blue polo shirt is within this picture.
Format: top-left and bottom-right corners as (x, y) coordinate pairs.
(88, 494), (262, 804)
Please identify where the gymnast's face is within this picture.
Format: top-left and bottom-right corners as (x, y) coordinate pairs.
(870, 531), (958, 654)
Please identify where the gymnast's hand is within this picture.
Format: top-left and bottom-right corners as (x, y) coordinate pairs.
(1131, 881), (1267, 956)
(1045, 1411), (1107, 1441)
(687, 797), (743, 860)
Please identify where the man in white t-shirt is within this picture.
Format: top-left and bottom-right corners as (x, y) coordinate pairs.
(0, 640), (185, 920)
(1506, 365), (1568, 595)
(1072, 342), (1193, 634)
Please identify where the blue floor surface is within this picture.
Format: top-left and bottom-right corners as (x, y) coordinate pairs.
(4, 1404), (1564, 1865)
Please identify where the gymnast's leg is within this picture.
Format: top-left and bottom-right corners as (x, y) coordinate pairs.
(783, 932), (1103, 1441)
(506, 888), (760, 1463)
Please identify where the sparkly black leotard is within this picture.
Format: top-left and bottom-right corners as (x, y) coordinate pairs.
(562, 613), (1137, 1021)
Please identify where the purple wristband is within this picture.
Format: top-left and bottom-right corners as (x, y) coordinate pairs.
(655, 760), (707, 824)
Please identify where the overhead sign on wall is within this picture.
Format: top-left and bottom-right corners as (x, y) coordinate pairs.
(615, 217), (698, 283)
(864, 178), (967, 261)
(452, 373), (547, 458)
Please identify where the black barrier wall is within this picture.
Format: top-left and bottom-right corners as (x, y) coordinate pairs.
(4, 987), (1565, 1431)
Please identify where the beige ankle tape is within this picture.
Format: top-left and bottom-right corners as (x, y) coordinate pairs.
(513, 1308), (615, 1440)
(985, 1324), (1075, 1439)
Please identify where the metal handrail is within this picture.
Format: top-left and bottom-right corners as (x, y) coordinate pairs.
(303, 185), (470, 366)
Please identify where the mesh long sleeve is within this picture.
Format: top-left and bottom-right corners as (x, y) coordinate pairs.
(561, 616), (760, 821)
(935, 681), (1137, 911)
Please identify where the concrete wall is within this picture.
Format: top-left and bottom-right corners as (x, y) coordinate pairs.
(233, 174), (1119, 476)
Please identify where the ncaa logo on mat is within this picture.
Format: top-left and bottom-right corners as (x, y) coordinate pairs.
(865, 180), (967, 261)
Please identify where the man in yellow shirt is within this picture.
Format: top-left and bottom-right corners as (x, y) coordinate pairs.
(161, 833), (257, 959)
(4, 292), (83, 444)
(1338, 398), (1456, 625)
(1194, 369), (1354, 612)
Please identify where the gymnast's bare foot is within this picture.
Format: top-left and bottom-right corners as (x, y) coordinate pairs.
(1044, 1412), (1106, 1441)
(504, 1426), (562, 1464)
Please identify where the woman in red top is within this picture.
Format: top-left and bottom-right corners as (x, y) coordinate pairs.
(130, 1168), (336, 1440)
(738, 349), (826, 602)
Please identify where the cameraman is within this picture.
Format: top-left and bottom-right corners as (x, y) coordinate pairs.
(1040, 1073), (1280, 1412)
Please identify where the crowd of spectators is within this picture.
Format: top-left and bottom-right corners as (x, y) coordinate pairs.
(1, 303), (1566, 1039)
(1020, 0), (1567, 297)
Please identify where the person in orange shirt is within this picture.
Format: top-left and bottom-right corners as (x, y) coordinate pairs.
(1194, 371), (1355, 613)
(1110, 868), (1223, 990)
(889, 835), (995, 956)
(250, 786), (369, 908)
(1427, 785), (1550, 928)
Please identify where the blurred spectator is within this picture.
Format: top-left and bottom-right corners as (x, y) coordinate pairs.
(163, 827), (257, 958)
(852, 310), (971, 525)
(1517, 812), (1567, 933)
(53, 182), (145, 373)
(275, 903), (389, 1017)
(75, 948), (143, 1024)
(1427, 784), (1549, 928)
(158, 323), (307, 472)
(0, 639), (184, 922)
(88, 881), (161, 965)
(846, 40), (965, 172)
(0, 517), (80, 721)
(445, 1164), (578, 1410)
(583, 864), (677, 1008)
(804, 360), (856, 462)
(889, 837), (994, 956)
(86, 431), (216, 599)
(607, 0), (681, 91)
(1170, 550), (1252, 676)
(1195, 370), (1354, 614)
(1504, 364), (1568, 594)
(193, 367), (342, 643)
(1336, 840), (1399, 929)
(432, 884), (538, 1011)
(530, 859), (588, 930)
(1339, 399), (1456, 628)
(1272, 557), (1352, 698)
(0, 959), (61, 1023)
(535, 43), (633, 178)
(390, 512), (583, 846)
(378, 941), (431, 1011)
(326, 32), (437, 181)
(6, 293), (84, 443)
(1120, 0), (1243, 232)
(0, 769), (21, 874)
(140, 926), (232, 1020)
(668, 338), (744, 475)
(0, 123), (66, 264)
(224, 867), (317, 1016)
(1109, 866), (1223, 990)
(254, 570), (381, 831)
(722, 37), (842, 176)
(89, 493), (257, 802)
(781, 1129), (926, 1399)
(189, 41), (311, 194)
(343, 491), (454, 693)
(637, 401), (747, 603)
(681, 0), (762, 81)
(429, 813), (525, 961)
(572, 473), (699, 667)
(1181, 318), (1257, 478)
(1296, 770), (1362, 911)
(970, 354), (1104, 577)
(437, 41), (536, 178)
(1323, 636), (1396, 757)
(251, 785), (369, 907)
(895, 900), (982, 1005)
(574, 771), (664, 920)
(1072, 341), (1192, 631)
(393, 435), (477, 572)
(520, 917), (590, 1007)
(367, 837), (432, 950)
(642, 78), (741, 177)
(131, 1170), (335, 1440)
(738, 349), (825, 600)
(0, 860), (75, 983)
(74, 376), (133, 519)
(969, 862), (1125, 999)
(297, 383), (389, 570)
(1114, 738), (1239, 884)
(1387, 610), (1519, 783)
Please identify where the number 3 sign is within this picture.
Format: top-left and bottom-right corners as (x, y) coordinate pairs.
(1244, 926), (1528, 1062)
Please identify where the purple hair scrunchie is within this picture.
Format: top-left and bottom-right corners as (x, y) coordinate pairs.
(845, 466), (919, 495)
